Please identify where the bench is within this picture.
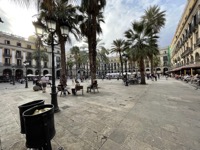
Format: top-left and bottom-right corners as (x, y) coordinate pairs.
(72, 85), (83, 95)
(87, 83), (99, 93)
(75, 85), (84, 95)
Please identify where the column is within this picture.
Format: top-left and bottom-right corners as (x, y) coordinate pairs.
(12, 50), (15, 64)
(0, 48), (2, 64)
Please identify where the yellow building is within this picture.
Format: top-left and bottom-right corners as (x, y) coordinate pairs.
(170, 0), (200, 75)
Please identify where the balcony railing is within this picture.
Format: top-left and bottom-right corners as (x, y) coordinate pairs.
(26, 56), (32, 60)
(194, 38), (200, 48)
(197, 16), (200, 24)
(3, 53), (12, 57)
(4, 63), (11, 66)
(16, 64), (23, 68)
(181, 47), (192, 58)
(15, 55), (23, 59)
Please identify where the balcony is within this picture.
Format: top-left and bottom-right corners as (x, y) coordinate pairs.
(43, 65), (48, 68)
(15, 64), (23, 68)
(181, 47), (192, 58)
(194, 38), (200, 48)
(4, 63), (11, 66)
(26, 55), (32, 60)
(3, 53), (12, 57)
(15, 55), (23, 59)
(192, 22), (198, 32)
(197, 16), (200, 24)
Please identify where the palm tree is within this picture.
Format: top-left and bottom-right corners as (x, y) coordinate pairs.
(125, 21), (158, 84)
(79, 50), (89, 77)
(97, 46), (109, 76)
(66, 56), (74, 78)
(153, 55), (161, 74)
(126, 47), (137, 74)
(32, 49), (48, 76)
(110, 39), (126, 77)
(80, 0), (106, 83)
(142, 5), (166, 74)
(70, 46), (81, 78)
(34, 36), (44, 79)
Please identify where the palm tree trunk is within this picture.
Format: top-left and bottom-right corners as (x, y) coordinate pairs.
(119, 54), (123, 78)
(140, 58), (146, 84)
(150, 55), (154, 74)
(91, 14), (97, 81)
(59, 38), (67, 86)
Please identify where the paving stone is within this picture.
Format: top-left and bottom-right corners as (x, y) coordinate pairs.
(0, 78), (200, 150)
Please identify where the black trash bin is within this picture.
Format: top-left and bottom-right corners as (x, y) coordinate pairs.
(23, 104), (55, 149)
(18, 100), (45, 134)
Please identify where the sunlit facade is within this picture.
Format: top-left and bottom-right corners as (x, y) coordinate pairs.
(0, 31), (61, 80)
(170, 0), (200, 75)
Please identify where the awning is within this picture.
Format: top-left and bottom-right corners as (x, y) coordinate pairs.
(168, 63), (200, 73)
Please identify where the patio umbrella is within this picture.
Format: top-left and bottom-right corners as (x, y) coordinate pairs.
(45, 74), (52, 76)
(27, 74), (34, 77)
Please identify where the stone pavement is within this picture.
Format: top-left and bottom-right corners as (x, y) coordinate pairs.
(0, 77), (200, 150)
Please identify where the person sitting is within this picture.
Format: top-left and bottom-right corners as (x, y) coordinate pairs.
(58, 82), (71, 96)
(87, 79), (97, 93)
(71, 79), (80, 95)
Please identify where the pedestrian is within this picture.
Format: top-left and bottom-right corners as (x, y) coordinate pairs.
(40, 75), (48, 93)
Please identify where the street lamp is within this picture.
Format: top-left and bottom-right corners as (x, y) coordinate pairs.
(12, 66), (15, 85)
(122, 53), (128, 86)
(33, 18), (69, 113)
(23, 61), (29, 88)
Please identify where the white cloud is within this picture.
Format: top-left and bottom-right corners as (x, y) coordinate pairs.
(0, 1), (37, 38)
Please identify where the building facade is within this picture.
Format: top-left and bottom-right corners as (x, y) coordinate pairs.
(170, 0), (200, 75)
(0, 31), (61, 80)
(67, 46), (170, 79)
(97, 47), (170, 77)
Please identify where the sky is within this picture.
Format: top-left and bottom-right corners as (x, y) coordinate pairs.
(0, 0), (187, 50)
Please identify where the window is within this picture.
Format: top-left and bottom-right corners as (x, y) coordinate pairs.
(17, 42), (21, 47)
(196, 32), (198, 42)
(27, 45), (31, 49)
(44, 62), (48, 68)
(163, 56), (168, 61)
(5, 58), (10, 64)
(114, 63), (116, 70)
(16, 51), (22, 58)
(17, 59), (22, 66)
(57, 64), (60, 68)
(5, 40), (10, 45)
(191, 37), (193, 47)
(56, 57), (60, 62)
(164, 51), (166, 54)
(26, 52), (32, 60)
(163, 61), (168, 66)
(4, 48), (10, 55)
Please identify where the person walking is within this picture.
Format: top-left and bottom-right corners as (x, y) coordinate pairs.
(40, 75), (48, 93)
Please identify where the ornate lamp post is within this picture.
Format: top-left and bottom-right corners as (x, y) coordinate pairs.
(33, 18), (69, 113)
(23, 61), (29, 88)
(122, 53), (128, 86)
(12, 65), (15, 85)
